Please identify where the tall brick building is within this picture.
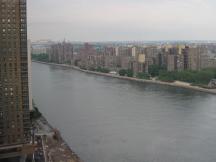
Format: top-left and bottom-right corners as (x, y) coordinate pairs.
(0, 0), (31, 159)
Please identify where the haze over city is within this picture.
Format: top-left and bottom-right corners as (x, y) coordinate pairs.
(1, 0), (216, 162)
(28, 0), (216, 42)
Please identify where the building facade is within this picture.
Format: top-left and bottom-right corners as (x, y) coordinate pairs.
(48, 42), (73, 64)
(167, 54), (177, 72)
(0, 0), (31, 158)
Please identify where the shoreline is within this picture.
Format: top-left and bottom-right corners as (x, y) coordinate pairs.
(33, 60), (216, 95)
(35, 115), (83, 162)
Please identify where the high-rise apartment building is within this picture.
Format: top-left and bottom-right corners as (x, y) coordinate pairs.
(0, 0), (31, 159)
(167, 54), (177, 72)
(48, 42), (73, 64)
(182, 46), (189, 70)
(183, 47), (201, 71)
(188, 48), (201, 71)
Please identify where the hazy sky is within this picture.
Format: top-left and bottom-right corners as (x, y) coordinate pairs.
(28, 0), (216, 42)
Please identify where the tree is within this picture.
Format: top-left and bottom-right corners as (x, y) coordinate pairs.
(158, 68), (216, 85)
(126, 69), (133, 77)
(136, 72), (150, 79)
(30, 105), (42, 120)
(32, 53), (49, 62)
(119, 69), (127, 76)
(96, 67), (110, 73)
(148, 65), (165, 77)
(158, 70), (175, 82)
(89, 67), (96, 71)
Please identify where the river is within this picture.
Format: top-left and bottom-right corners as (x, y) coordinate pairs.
(32, 62), (216, 162)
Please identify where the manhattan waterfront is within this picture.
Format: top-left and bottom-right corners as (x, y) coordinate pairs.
(32, 62), (216, 162)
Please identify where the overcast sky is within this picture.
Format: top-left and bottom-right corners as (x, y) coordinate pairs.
(28, 0), (216, 42)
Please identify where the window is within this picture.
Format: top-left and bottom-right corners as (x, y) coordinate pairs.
(0, 112), (3, 118)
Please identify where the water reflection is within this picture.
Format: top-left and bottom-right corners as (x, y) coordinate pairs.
(32, 62), (216, 162)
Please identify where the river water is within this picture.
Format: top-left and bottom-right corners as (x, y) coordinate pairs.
(32, 62), (216, 162)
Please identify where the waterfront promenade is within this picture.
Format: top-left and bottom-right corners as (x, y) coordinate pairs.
(33, 61), (216, 95)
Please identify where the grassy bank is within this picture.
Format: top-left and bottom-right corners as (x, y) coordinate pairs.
(158, 69), (216, 86)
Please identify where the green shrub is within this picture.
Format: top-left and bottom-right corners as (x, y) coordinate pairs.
(119, 69), (127, 76)
(32, 53), (49, 62)
(136, 72), (150, 80)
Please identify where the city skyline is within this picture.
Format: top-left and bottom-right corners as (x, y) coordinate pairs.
(28, 0), (216, 41)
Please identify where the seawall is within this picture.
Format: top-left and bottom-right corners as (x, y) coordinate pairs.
(32, 61), (216, 95)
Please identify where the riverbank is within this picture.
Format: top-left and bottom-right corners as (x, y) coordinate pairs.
(34, 116), (83, 162)
(33, 60), (216, 95)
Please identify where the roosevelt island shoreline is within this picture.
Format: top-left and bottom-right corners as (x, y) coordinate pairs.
(32, 61), (216, 95)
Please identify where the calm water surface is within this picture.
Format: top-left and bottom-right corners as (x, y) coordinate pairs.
(32, 62), (216, 162)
